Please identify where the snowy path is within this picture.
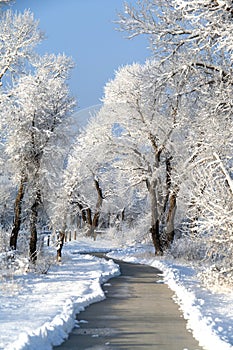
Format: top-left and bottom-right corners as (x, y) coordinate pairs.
(55, 257), (202, 350)
(0, 238), (233, 350)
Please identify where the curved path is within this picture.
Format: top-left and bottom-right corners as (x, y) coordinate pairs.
(54, 258), (203, 350)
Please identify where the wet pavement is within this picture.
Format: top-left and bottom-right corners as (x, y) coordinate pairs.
(54, 258), (203, 350)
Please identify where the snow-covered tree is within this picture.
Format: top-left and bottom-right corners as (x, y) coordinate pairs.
(0, 7), (44, 251)
(62, 113), (116, 237)
(90, 60), (188, 254)
(6, 54), (75, 261)
(60, 104), (144, 241)
(0, 9), (43, 86)
(117, 1), (233, 263)
(177, 73), (233, 267)
(118, 0), (233, 61)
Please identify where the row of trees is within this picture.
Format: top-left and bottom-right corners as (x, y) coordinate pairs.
(0, 3), (75, 262)
(61, 1), (233, 277)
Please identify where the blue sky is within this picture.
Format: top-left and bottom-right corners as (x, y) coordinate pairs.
(12, 0), (150, 110)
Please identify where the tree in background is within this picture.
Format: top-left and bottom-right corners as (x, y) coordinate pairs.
(62, 114), (115, 238)
(60, 104), (145, 242)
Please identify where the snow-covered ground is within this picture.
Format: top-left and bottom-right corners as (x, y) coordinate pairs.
(0, 236), (233, 350)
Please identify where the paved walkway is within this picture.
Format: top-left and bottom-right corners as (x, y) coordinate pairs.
(54, 258), (203, 350)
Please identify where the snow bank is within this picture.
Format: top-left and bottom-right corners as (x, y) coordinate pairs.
(152, 260), (233, 350)
(1, 248), (119, 350)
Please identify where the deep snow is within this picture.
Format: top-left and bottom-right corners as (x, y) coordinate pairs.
(0, 236), (233, 350)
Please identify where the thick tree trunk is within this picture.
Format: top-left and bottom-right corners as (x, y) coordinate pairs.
(150, 220), (163, 255)
(92, 212), (100, 229)
(86, 207), (92, 226)
(165, 191), (177, 247)
(10, 176), (26, 250)
(149, 177), (163, 255)
(29, 190), (40, 263)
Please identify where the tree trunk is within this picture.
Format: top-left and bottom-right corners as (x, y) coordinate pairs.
(89, 177), (104, 239)
(29, 190), (40, 263)
(150, 220), (163, 255)
(163, 156), (172, 215)
(121, 208), (125, 221)
(84, 207), (93, 237)
(56, 231), (65, 262)
(92, 177), (104, 229)
(86, 207), (92, 226)
(165, 191), (177, 247)
(77, 202), (87, 225)
(149, 177), (163, 255)
(10, 176), (26, 250)
(92, 212), (100, 229)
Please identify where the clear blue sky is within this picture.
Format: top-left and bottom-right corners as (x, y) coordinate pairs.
(12, 0), (150, 110)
